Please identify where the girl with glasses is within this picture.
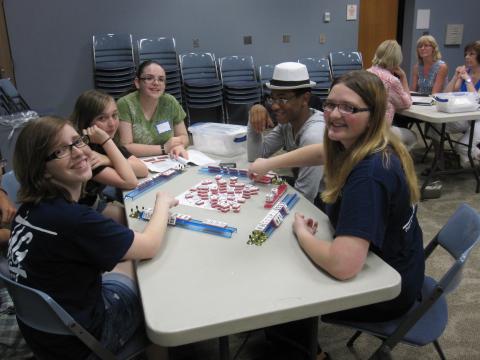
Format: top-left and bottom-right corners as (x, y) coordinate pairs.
(117, 60), (189, 159)
(250, 71), (424, 359)
(8, 116), (178, 359)
(71, 90), (148, 223)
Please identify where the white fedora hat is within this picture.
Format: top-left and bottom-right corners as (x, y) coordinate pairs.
(266, 62), (316, 90)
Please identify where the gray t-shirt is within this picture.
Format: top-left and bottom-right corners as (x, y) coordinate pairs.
(247, 109), (325, 202)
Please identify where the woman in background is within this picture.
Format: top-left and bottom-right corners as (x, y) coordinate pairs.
(411, 35), (448, 95)
(439, 40), (480, 165)
(250, 70), (424, 359)
(117, 60), (189, 158)
(8, 117), (177, 359)
(367, 40), (417, 150)
(72, 90), (148, 223)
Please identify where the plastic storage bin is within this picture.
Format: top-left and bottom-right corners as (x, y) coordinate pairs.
(433, 92), (479, 113)
(188, 122), (247, 157)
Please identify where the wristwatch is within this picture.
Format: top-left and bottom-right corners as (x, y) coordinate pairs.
(161, 144), (166, 155)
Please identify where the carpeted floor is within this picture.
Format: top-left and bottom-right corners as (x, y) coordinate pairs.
(169, 146), (480, 360)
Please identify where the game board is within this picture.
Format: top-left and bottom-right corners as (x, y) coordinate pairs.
(129, 208), (237, 238)
(248, 193), (300, 246)
(124, 166), (185, 200)
(176, 175), (260, 213)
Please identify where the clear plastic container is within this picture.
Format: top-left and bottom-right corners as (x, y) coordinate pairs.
(433, 92), (479, 113)
(188, 122), (247, 157)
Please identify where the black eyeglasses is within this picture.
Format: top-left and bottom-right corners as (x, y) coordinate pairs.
(322, 101), (370, 115)
(265, 95), (298, 106)
(139, 75), (165, 84)
(45, 135), (90, 161)
(0, 159), (6, 175)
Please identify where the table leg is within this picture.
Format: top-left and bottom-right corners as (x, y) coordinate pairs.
(219, 336), (230, 360)
(421, 124), (445, 199)
(308, 316), (319, 360)
(466, 120), (480, 192)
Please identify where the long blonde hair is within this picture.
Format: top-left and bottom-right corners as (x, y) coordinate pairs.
(416, 35), (442, 64)
(321, 70), (419, 204)
(372, 40), (403, 69)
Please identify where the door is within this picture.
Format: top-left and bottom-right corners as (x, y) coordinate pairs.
(358, 0), (399, 69)
(0, 0), (14, 83)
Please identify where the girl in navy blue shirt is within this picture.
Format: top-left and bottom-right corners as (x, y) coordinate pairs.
(8, 116), (177, 359)
(250, 70), (425, 359)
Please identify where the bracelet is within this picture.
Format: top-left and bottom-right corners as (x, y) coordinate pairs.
(161, 144), (166, 155)
(100, 137), (111, 146)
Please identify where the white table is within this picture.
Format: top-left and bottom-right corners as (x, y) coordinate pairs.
(125, 163), (401, 359)
(399, 105), (480, 198)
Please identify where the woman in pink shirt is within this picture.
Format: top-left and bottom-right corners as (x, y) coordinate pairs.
(368, 40), (416, 149)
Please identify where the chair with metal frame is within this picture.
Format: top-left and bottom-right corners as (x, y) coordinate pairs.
(328, 51), (363, 79)
(219, 55), (261, 123)
(0, 170), (19, 204)
(0, 79), (30, 113)
(323, 203), (480, 359)
(258, 64), (275, 98)
(297, 57), (332, 102)
(0, 256), (149, 360)
(93, 33), (136, 99)
(179, 52), (225, 124)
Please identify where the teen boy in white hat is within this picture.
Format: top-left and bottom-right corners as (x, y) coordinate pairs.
(247, 62), (325, 207)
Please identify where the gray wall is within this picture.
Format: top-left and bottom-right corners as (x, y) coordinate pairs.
(5, 0), (479, 117)
(4, 0), (359, 116)
(402, 0), (480, 83)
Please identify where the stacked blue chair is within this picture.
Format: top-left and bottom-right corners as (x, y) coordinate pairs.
(0, 79), (30, 113)
(179, 52), (225, 124)
(297, 58), (332, 101)
(137, 37), (182, 103)
(93, 33), (135, 99)
(219, 56), (261, 121)
(323, 203), (480, 359)
(258, 64), (275, 98)
(328, 51), (363, 79)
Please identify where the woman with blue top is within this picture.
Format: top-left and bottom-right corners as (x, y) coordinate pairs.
(411, 35), (448, 95)
(440, 40), (480, 165)
(249, 70), (424, 359)
(117, 60), (189, 158)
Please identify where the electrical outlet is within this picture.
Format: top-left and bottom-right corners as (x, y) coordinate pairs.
(193, 39), (199, 48)
(282, 34), (290, 43)
(243, 36), (252, 45)
(319, 34), (326, 44)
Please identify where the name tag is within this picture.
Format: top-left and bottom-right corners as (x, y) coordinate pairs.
(156, 121), (171, 134)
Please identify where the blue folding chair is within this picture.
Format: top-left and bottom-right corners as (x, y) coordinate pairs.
(93, 34), (136, 99)
(258, 64), (275, 97)
(0, 170), (19, 204)
(219, 55), (261, 123)
(0, 79), (30, 113)
(328, 51), (363, 79)
(0, 257), (149, 360)
(323, 203), (480, 359)
(179, 52), (225, 124)
(298, 57), (332, 101)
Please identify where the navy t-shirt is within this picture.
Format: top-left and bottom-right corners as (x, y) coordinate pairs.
(8, 197), (134, 359)
(326, 150), (425, 315)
